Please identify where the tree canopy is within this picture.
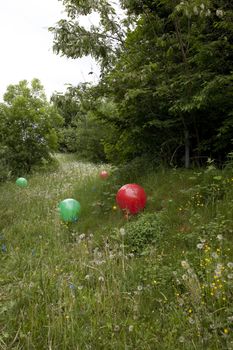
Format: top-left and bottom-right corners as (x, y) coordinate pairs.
(50, 0), (233, 167)
(0, 79), (63, 175)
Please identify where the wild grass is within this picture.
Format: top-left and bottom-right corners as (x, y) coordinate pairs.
(1, 155), (233, 349)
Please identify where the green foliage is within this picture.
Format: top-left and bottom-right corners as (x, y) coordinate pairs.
(58, 127), (79, 153)
(111, 156), (157, 184)
(58, 118), (107, 162)
(75, 118), (106, 162)
(52, 83), (122, 163)
(174, 234), (233, 346)
(224, 151), (233, 169)
(49, 0), (233, 166)
(185, 163), (232, 207)
(49, 0), (126, 73)
(0, 79), (63, 176)
(0, 145), (11, 181)
(124, 212), (165, 253)
(108, 0), (233, 164)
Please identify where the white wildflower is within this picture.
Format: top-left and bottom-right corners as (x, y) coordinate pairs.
(215, 263), (224, 277)
(94, 259), (106, 265)
(137, 285), (143, 291)
(188, 268), (194, 275)
(98, 276), (105, 282)
(181, 260), (190, 269)
(79, 233), (86, 240)
(200, 3), (205, 10)
(217, 263), (223, 270)
(216, 9), (224, 17)
(128, 325), (134, 332)
(179, 336), (185, 343)
(211, 252), (218, 259)
(197, 243), (204, 250)
(188, 317), (195, 324)
(182, 274), (189, 281)
(215, 270), (222, 277)
(217, 234), (223, 241)
(227, 262), (233, 268)
(120, 227), (126, 236)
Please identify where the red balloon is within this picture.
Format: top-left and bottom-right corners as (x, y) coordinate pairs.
(116, 184), (147, 215)
(99, 170), (109, 179)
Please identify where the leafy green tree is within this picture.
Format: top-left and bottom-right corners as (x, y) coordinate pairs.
(51, 0), (233, 167)
(49, 0), (127, 73)
(0, 79), (63, 175)
(101, 0), (233, 165)
(52, 82), (115, 161)
(51, 88), (79, 127)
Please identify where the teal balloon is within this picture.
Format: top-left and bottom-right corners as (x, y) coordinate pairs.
(59, 198), (81, 223)
(16, 177), (28, 188)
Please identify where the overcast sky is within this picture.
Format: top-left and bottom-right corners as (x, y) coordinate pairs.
(0, 0), (100, 101)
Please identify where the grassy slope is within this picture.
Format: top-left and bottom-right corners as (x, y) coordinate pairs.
(1, 155), (233, 349)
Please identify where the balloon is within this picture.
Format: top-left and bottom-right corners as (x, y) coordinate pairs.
(116, 184), (147, 215)
(16, 177), (28, 188)
(59, 198), (81, 223)
(99, 170), (109, 179)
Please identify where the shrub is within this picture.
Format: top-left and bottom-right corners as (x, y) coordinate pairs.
(0, 79), (63, 175)
(124, 212), (165, 253)
(58, 127), (79, 153)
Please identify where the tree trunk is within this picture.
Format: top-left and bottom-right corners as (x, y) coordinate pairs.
(184, 129), (190, 168)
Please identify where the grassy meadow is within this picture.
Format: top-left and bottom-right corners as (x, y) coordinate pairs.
(1, 154), (233, 349)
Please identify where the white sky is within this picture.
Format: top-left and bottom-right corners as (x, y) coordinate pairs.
(0, 0), (100, 101)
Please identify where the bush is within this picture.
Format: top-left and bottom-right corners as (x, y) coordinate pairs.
(58, 127), (79, 153)
(0, 79), (63, 175)
(110, 156), (157, 185)
(124, 212), (165, 253)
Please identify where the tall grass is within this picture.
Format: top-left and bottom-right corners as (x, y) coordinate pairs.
(1, 155), (233, 349)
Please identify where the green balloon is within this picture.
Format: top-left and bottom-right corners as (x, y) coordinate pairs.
(59, 198), (81, 223)
(16, 177), (28, 188)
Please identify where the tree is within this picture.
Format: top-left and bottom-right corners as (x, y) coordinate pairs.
(0, 79), (63, 175)
(49, 0), (127, 74)
(101, 0), (233, 166)
(52, 82), (118, 161)
(50, 0), (233, 167)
